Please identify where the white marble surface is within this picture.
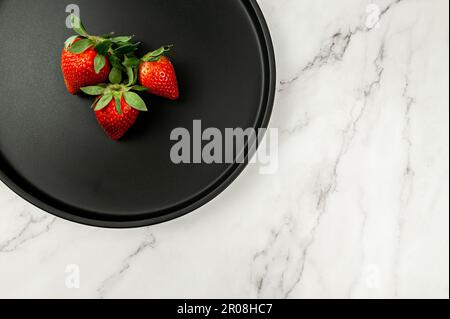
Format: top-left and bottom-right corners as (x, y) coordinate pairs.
(0, 0), (448, 299)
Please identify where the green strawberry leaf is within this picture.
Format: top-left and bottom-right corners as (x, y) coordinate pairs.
(111, 36), (133, 43)
(94, 54), (106, 74)
(114, 43), (140, 55)
(95, 40), (113, 55)
(94, 94), (113, 111)
(91, 97), (100, 109)
(64, 35), (79, 49)
(108, 55), (123, 70)
(123, 56), (141, 68)
(126, 66), (135, 86)
(131, 85), (148, 92)
(124, 91), (148, 112)
(70, 14), (89, 37)
(109, 67), (122, 84)
(68, 38), (93, 54)
(81, 86), (106, 95)
(114, 95), (122, 115)
(101, 32), (115, 39)
(142, 45), (173, 62)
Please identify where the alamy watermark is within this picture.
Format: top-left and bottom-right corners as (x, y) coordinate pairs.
(170, 121), (279, 175)
(65, 4), (80, 29)
(65, 264), (81, 289)
(364, 264), (382, 289)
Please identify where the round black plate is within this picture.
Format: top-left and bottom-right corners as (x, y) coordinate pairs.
(0, 0), (275, 228)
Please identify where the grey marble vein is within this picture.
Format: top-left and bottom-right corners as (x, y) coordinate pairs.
(278, 0), (407, 93)
(97, 232), (156, 298)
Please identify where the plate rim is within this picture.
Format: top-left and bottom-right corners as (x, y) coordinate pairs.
(0, 0), (276, 228)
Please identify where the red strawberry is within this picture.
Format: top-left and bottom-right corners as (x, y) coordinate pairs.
(81, 84), (149, 140)
(138, 46), (179, 100)
(95, 97), (139, 140)
(61, 38), (111, 95)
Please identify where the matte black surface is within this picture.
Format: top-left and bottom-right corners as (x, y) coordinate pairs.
(0, 0), (275, 228)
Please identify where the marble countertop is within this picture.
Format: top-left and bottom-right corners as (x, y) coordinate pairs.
(0, 0), (448, 299)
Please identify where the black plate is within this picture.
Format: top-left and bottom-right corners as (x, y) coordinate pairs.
(0, 0), (275, 228)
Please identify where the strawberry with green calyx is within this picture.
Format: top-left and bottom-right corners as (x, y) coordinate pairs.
(138, 45), (179, 100)
(62, 37), (111, 95)
(81, 78), (148, 140)
(61, 14), (138, 94)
